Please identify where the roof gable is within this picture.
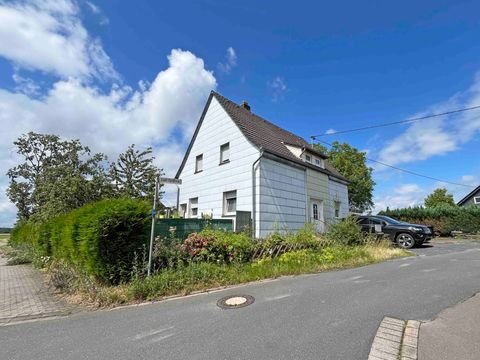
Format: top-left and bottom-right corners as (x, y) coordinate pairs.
(212, 91), (347, 181)
(457, 185), (480, 206)
(176, 91), (347, 182)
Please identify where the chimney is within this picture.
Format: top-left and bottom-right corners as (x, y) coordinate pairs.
(240, 101), (251, 111)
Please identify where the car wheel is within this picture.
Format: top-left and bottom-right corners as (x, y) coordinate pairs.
(396, 233), (416, 249)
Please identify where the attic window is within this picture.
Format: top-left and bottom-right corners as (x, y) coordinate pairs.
(474, 196), (480, 205)
(305, 154), (311, 162)
(220, 143), (230, 164)
(195, 154), (203, 173)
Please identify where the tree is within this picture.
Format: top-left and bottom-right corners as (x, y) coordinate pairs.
(109, 144), (162, 200)
(313, 141), (375, 212)
(6, 132), (111, 221)
(424, 188), (456, 208)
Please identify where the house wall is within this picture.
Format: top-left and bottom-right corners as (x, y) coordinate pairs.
(177, 97), (260, 226)
(258, 157), (307, 237)
(459, 188), (480, 207)
(328, 178), (349, 223)
(306, 169), (330, 230)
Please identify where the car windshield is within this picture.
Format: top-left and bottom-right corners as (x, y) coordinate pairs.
(375, 215), (403, 225)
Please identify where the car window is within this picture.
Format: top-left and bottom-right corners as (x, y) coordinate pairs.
(357, 217), (369, 225)
(369, 218), (383, 225)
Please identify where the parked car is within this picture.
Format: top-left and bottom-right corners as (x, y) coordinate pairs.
(355, 215), (433, 249)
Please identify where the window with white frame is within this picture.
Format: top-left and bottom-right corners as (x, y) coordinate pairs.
(474, 196), (480, 205)
(314, 158), (325, 168)
(305, 154), (311, 162)
(334, 201), (341, 218)
(180, 203), (187, 217)
(189, 197), (198, 217)
(220, 143), (230, 164)
(195, 154), (203, 173)
(223, 190), (237, 215)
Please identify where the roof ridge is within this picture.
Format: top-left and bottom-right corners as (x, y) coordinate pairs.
(211, 91), (308, 145)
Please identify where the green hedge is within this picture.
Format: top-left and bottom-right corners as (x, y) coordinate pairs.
(379, 205), (480, 235)
(10, 199), (150, 284)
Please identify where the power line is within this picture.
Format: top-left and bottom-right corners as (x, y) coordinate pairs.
(310, 104), (480, 139)
(315, 139), (476, 189)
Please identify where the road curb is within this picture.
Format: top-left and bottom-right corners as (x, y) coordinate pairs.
(368, 317), (420, 360)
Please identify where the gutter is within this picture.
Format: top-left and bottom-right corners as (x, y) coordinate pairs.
(252, 147), (264, 239)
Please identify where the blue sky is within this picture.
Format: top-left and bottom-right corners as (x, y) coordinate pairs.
(1, 0), (480, 226)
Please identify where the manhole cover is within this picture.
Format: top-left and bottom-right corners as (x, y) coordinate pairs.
(217, 295), (255, 309)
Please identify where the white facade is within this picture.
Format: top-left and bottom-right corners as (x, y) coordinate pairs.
(258, 157), (307, 237)
(177, 93), (349, 238)
(177, 97), (259, 224)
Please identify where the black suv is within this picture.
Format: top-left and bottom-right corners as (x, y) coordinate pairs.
(355, 215), (433, 249)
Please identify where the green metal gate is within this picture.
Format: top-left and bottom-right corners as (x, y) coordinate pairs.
(154, 218), (233, 239)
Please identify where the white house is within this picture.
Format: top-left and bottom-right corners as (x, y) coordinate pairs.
(175, 91), (349, 238)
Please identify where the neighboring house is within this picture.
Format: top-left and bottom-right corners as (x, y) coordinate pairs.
(175, 91), (349, 238)
(457, 185), (480, 207)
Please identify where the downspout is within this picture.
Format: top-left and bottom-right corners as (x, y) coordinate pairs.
(252, 147), (264, 239)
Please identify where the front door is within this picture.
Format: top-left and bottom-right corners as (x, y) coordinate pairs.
(311, 199), (324, 233)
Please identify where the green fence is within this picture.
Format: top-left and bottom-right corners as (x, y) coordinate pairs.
(154, 218), (233, 239)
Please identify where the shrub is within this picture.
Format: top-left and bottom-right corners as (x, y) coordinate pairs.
(181, 229), (253, 264)
(10, 198), (150, 284)
(326, 216), (365, 245)
(380, 205), (480, 235)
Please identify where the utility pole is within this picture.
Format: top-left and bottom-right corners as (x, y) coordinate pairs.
(147, 175), (159, 277)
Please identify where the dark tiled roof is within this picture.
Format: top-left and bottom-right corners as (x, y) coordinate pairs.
(457, 185), (480, 206)
(212, 91), (347, 181)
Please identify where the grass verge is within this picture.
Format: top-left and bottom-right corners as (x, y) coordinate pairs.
(59, 242), (411, 307)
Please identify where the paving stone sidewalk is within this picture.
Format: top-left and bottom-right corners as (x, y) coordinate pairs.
(0, 254), (73, 325)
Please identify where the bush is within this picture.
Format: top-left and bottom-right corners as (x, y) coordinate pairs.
(181, 229), (253, 264)
(380, 205), (480, 235)
(10, 198), (150, 284)
(326, 216), (365, 245)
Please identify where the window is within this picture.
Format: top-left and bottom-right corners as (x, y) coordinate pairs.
(220, 143), (230, 164)
(369, 218), (383, 225)
(315, 158), (320, 166)
(305, 154), (311, 162)
(189, 197), (198, 217)
(474, 196), (480, 205)
(180, 203), (187, 217)
(195, 154), (203, 173)
(334, 201), (341, 218)
(223, 190), (237, 215)
(312, 203), (318, 220)
(357, 217), (369, 225)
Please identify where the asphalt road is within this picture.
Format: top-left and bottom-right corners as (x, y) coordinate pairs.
(2, 240), (480, 360)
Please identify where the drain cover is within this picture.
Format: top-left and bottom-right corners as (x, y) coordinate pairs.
(217, 295), (255, 309)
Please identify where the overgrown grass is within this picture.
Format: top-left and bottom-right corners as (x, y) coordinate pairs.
(58, 241), (410, 306)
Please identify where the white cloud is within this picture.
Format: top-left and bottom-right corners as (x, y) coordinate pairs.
(373, 183), (425, 213)
(269, 76), (287, 102)
(12, 71), (41, 96)
(0, 48), (217, 226)
(0, 0), (117, 80)
(85, 1), (109, 25)
(325, 128), (336, 135)
(218, 46), (237, 74)
(85, 1), (100, 14)
(377, 73), (480, 167)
